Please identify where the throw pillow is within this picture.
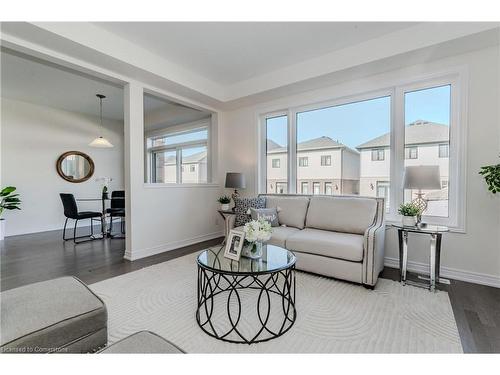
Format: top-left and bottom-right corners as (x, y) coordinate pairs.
(234, 197), (266, 227)
(249, 207), (279, 227)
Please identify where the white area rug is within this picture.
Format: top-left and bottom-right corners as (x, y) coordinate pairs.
(90, 251), (463, 353)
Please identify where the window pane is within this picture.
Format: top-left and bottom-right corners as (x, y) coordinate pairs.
(404, 85), (450, 217)
(152, 128), (208, 147)
(296, 96), (391, 209)
(181, 146), (207, 184)
(154, 150), (176, 183)
(266, 115), (288, 194)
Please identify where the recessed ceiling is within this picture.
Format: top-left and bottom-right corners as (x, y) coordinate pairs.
(1, 49), (210, 126)
(1, 49), (125, 120)
(94, 22), (418, 85)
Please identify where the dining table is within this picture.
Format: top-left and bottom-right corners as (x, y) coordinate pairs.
(76, 196), (124, 239)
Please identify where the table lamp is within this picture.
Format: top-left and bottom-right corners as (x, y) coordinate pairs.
(403, 165), (441, 223)
(225, 172), (246, 200)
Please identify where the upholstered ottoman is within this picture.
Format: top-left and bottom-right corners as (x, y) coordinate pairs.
(99, 331), (184, 354)
(0, 277), (107, 353)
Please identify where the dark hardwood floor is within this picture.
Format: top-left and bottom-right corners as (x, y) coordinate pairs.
(1, 229), (499, 353)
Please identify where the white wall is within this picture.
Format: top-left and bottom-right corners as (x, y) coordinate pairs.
(219, 45), (500, 287)
(123, 84), (223, 261)
(1, 98), (124, 236)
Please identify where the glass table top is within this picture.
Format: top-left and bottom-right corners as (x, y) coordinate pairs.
(391, 223), (449, 233)
(197, 244), (296, 275)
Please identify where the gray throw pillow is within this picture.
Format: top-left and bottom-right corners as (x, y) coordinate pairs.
(249, 208), (279, 227)
(234, 197), (266, 227)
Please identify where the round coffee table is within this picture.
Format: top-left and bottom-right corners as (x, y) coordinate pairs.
(196, 244), (296, 344)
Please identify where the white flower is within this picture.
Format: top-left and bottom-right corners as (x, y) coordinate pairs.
(243, 218), (272, 243)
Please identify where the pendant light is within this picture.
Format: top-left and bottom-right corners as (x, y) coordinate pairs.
(89, 94), (114, 148)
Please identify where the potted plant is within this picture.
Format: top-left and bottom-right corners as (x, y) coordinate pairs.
(241, 218), (272, 259)
(217, 195), (231, 211)
(0, 186), (22, 240)
(102, 185), (109, 200)
(398, 202), (420, 227)
(479, 156), (500, 194)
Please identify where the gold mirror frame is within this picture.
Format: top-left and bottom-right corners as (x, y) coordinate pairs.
(56, 151), (95, 183)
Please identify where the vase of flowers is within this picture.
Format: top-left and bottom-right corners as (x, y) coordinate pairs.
(241, 218), (272, 259)
(398, 202), (420, 226)
(217, 195), (231, 211)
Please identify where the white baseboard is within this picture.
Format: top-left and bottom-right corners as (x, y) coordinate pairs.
(124, 231), (224, 261)
(384, 256), (500, 288)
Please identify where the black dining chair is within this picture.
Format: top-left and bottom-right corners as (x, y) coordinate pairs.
(106, 190), (125, 237)
(60, 193), (102, 243)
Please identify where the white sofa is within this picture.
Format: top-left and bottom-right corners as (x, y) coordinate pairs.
(231, 194), (386, 288)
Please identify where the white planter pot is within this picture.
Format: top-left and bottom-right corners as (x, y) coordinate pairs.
(220, 203), (230, 211)
(0, 219), (5, 241)
(402, 216), (417, 227)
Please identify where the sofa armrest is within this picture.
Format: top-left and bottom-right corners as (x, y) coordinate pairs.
(362, 199), (386, 286)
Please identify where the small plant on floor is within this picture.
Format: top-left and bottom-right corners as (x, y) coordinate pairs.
(398, 202), (420, 217)
(217, 195), (231, 204)
(0, 186), (21, 217)
(479, 155), (500, 194)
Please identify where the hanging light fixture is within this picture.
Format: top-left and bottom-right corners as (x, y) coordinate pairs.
(89, 94), (114, 148)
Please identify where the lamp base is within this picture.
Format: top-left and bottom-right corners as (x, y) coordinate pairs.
(412, 191), (427, 224)
(231, 189), (240, 201)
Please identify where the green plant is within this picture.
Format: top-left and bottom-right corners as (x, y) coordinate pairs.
(479, 156), (500, 194)
(398, 202), (420, 217)
(217, 195), (231, 204)
(102, 185), (108, 194)
(0, 186), (21, 217)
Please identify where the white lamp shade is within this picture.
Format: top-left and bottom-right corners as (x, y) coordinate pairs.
(403, 165), (441, 190)
(89, 136), (113, 148)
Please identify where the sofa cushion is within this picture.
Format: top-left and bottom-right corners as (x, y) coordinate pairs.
(286, 228), (364, 262)
(306, 196), (377, 235)
(267, 226), (300, 248)
(99, 331), (184, 354)
(233, 197), (266, 227)
(263, 195), (310, 229)
(249, 207), (279, 227)
(0, 276), (107, 353)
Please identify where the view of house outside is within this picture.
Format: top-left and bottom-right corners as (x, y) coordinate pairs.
(265, 85), (451, 217)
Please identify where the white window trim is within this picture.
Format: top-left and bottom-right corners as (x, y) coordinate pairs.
(258, 69), (467, 231)
(146, 119), (212, 185)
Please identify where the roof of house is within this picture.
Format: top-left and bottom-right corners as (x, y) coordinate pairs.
(356, 120), (450, 150)
(164, 150), (207, 165)
(267, 136), (357, 154)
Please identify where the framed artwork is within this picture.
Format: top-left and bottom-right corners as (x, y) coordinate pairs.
(224, 229), (245, 261)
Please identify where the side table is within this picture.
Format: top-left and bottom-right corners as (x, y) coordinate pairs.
(392, 223), (449, 292)
(217, 209), (236, 244)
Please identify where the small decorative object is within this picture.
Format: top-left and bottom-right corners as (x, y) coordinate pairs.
(225, 172), (246, 200)
(89, 94), (113, 148)
(224, 229), (245, 261)
(241, 218), (272, 259)
(403, 165), (441, 223)
(398, 202), (420, 227)
(96, 177), (113, 199)
(217, 195), (231, 211)
(0, 186), (22, 241)
(479, 156), (500, 194)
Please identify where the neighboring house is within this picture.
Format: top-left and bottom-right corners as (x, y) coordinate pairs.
(156, 150), (207, 183)
(267, 136), (360, 195)
(356, 120), (450, 214)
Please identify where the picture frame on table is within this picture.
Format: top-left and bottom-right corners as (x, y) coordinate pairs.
(224, 229), (245, 261)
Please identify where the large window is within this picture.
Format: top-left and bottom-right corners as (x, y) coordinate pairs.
(260, 74), (464, 227)
(404, 85), (451, 218)
(147, 127), (209, 184)
(265, 115), (288, 194)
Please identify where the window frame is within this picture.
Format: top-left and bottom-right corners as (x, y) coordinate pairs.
(439, 143), (449, 158)
(298, 156), (309, 167)
(321, 155), (332, 166)
(146, 120), (211, 185)
(405, 146), (418, 159)
(258, 71), (466, 230)
(271, 158), (281, 168)
(371, 148), (385, 161)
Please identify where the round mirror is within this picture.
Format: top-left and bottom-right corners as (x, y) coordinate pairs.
(56, 151), (95, 183)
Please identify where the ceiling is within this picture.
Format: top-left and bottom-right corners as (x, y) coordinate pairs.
(95, 22), (418, 85)
(1, 49), (210, 126)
